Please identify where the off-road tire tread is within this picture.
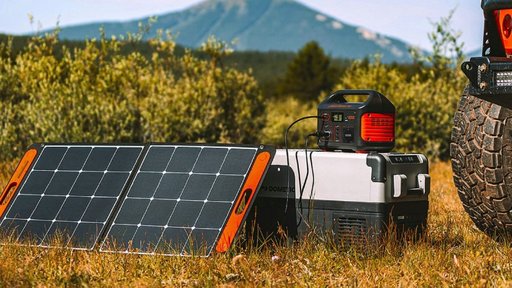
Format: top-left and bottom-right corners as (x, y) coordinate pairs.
(451, 88), (512, 239)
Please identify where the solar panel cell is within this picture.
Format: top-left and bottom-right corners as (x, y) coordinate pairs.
(180, 174), (216, 200)
(0, 219), (26, 238)
(56, 197), (90, 221)
(20, 171), (53, 195)
(44, 172), (79, 195)
(220, 149), (256, 175)
(58, 147), (92, 170)
(166, 147), (201, 173)
(114, 198), (150, 225)
(5, 195), (40, 219)
(83, 147), (116, 171)
(195, 202), (232, 228)
(207, 175), (244, 202)
(156, 227), (191, 254)
(81, 198), (118, 222)
(33, 147), (67, 170)
(94, 173), (130, 197)
(31, 196), (65, 220)
(185, 229), (219, 255)
(72, 223), (103, 248)
(21, 220), (52, 242)
(43, 221), (76, 245)
(106, 224), (137, 250)
(192, 148), (227, 173)
(131, 226), (163, 251)
(168, 200), (204, 227)
(107, 147), (142, 172)
(69, 172), (103, 196)
(141, 200), (176, 226)
(154, 173), (188, 199)
(127, 173), (162, 198)
(140, 147), (175, 171)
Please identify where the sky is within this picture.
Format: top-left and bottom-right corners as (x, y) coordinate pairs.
(0, 0), (483, 52)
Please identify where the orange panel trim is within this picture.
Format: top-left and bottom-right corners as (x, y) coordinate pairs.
(0, 149), (38, 217)
(215, 151), (271, 253)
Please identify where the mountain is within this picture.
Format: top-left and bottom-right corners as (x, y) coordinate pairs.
(53, 0), (414, 62)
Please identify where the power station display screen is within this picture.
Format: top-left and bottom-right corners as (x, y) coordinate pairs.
(331, 112), (344, 122)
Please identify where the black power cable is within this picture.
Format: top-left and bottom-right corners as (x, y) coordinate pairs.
(283, 115), (331, 230)
(297, 132), (330, 228)
(284, 115), (320, 212)
(294, 150), (303, 227)
(296, 132), (317, 228)
(307, 146), (316, 224)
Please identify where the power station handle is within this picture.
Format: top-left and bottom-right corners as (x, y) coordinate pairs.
(324, 90), (390, 105)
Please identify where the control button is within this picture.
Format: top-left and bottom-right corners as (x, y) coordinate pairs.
(342, 128), (354, 143)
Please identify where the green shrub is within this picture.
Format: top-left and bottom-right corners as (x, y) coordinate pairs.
(0, 34), (265, 161)
(260, 96), (317, 148)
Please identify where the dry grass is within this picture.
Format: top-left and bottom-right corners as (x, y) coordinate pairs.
(0, 161), (511, 287)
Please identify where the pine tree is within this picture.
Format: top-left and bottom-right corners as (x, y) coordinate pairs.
(278, 41), (337, 101)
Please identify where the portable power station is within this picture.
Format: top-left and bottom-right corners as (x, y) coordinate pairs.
(317, 90), (395, 152)
(249, 150), (430, 245)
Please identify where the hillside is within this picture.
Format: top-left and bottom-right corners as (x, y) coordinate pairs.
(52, 0), (414, 63)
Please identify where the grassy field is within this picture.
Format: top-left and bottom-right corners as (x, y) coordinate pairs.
(0, 161), (511, 287)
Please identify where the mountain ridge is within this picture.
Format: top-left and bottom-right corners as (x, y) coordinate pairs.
(51, 0), (414, 62)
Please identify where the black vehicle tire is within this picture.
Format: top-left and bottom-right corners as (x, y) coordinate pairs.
(450, 87), (512, 239)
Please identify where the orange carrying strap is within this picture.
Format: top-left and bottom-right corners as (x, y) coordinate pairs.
(215, 151), (271, 253)
(0, 149), (38, 218)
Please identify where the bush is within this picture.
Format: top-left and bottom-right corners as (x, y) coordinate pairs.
(0, 34), (265, 161)
(260, 96), (317, 148)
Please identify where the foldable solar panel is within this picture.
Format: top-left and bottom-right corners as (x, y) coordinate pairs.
(100, 144), (273, 256)
(0, 144), (144, 250)
(0, 143), (274, 256)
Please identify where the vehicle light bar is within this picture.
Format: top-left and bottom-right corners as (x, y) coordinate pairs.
(461, 57), (512, 106)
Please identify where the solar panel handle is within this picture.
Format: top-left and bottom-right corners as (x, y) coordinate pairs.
(0, 148), (38, 218)
(215, 151), (271, 253)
